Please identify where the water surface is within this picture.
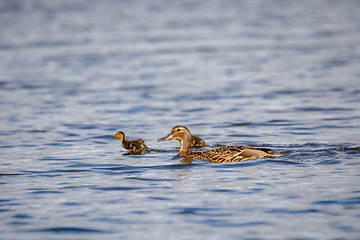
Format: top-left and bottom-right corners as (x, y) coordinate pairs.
(1, 0), (360, 239)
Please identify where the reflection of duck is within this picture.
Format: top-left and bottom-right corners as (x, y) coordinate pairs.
(112, 131), (147, 153)
(158, 125), (283, 163)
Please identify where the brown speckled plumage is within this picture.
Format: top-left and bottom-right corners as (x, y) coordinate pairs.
(113, 131), (147, 153)
(158, 125), (282, 163)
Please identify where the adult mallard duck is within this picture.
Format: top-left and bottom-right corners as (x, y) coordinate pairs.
(112, 131), (147, 153)
(158, 125), (283, 163)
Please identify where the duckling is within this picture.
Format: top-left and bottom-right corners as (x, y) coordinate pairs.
(175, 135), (206, 149)
(112, 131), (147, 153)
(190, 135), (206, 148)
(158, 125), (283, 163)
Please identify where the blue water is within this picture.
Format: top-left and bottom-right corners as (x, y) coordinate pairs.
(1, 0), (360, 239)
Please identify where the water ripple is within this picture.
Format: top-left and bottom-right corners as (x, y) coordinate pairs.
(1, 0), (360, 239)
(28, 190), (63, 194)
(294, 107), (354, 112)
(12, 214), (33, 219)
(91, 187), (145, 191)
(266, 208), (323, 214)
(125, 177), (178, 182)
(171, 207), (225, 216)
(24, 227), (107, 233)
(205, 220), (272, 228)
(313, 197), (360, 206)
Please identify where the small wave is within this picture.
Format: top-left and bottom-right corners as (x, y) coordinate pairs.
(295, 107), (354, 112)
(206, 219), (271, 228)
(12, 214), (33, 219)
(52, 169), (90, 173)
(28, 190), (63, 194)
(59, 185), (98, 190)
(102, 170), (144, 176)
(20, 144), (37, 147)
(0, 145), (14, 148)
(149, 196), (173, 201)
(64, 123), (98, 130)
(207, 189), (238, 193)
(60, 202), (86, 206)
(171, 207), (220, 215)
(93, 165), (138, 171)
(312, 197), (360, 206)
(0, 173), (24, 176)
(91, 187), (144, 191)
(126, 177), (178, 182)
(266, 208), (322, 214)
(316, 159), (342, 165)
(38, 157), (87, 161)
(227, 134), (261, 138)
(43, 143), (74, 147)
(27, 129), (48, 133)
(92, 135), (114, 139)
(24, 227), (107, 233)
(65, 163), (120, 168)
(158, 163), (199, 169)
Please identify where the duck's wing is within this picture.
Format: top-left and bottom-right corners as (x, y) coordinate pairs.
(205, 145), (272, 162)
(232, 145), (273, 156)
(210, 146), (249, 162)
(186, 146), (244, 162)
(185, 145), (281, 163)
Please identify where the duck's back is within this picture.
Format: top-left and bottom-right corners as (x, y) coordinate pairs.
(181, 145), (276, 163)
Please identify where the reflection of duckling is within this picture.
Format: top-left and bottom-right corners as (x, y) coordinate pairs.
(112, 131), (147, 153)
(158, 125), (283, 163)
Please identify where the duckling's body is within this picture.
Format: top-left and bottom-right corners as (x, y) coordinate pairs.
(176, 135), (206, 149)
(113, 131), (147, 153)
(158, 125), (282, 163)
(190, 135), (206, 148)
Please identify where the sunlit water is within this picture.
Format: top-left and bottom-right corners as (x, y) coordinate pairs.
(1, 0), (360, 239)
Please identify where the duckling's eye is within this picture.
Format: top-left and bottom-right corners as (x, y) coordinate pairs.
(176, 129), (180, 132)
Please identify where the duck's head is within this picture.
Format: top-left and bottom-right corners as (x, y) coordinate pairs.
(158, 125), (191, 142)
(112, 131), (125, 141)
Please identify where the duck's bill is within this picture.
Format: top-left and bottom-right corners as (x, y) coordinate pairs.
(157, 133), (173, 142)
(112, 136), (116, 139)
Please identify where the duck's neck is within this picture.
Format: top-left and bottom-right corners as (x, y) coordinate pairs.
(121, 136), (127, 148)
(179, 134), (192, 155)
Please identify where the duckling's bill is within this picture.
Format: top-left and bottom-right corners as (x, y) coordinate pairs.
(158, 133), (173, 142)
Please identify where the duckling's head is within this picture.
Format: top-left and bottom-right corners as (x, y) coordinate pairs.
(158, 125), (191, 142)
(112, 131), (125, 141)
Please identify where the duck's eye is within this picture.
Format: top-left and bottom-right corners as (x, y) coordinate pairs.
(176, 129), (180, 132)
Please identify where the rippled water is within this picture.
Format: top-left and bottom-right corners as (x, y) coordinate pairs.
(1, 0), (360, 239)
